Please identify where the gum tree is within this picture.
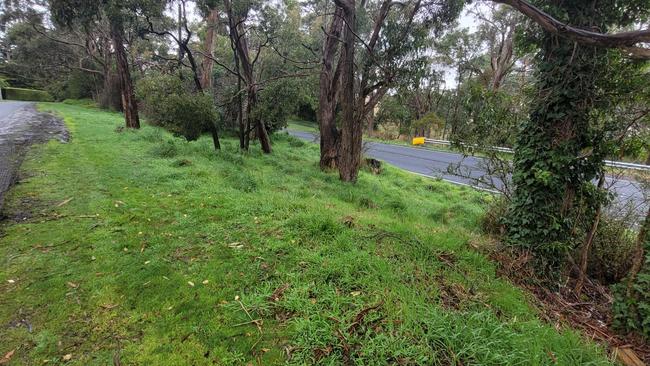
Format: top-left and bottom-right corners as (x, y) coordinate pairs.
(318, 0), (464, 181)
(49, 0), (166, 129)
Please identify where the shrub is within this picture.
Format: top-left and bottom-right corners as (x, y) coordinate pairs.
(612, 248), (650, 340)
(586, 218), (636, 284)
(287, 136), (305, 148)
(136, 74), (218, 141)
(254, 78), (305, 133)
(612, 218), (649, 340)
(3, 87), (54, 102)
(150, 139), (178, 158)
(480, 197), (508, 237)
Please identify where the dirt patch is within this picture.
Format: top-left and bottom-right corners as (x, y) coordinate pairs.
(0, 104), (68, 215)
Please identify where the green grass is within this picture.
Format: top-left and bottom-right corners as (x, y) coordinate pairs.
(0, 103), (612, 365)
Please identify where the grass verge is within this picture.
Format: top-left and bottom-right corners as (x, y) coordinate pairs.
(0, 104), (612, 365)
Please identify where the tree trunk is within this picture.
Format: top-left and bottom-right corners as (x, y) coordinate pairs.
(318, 7), (344, 169)
(225, 1), (271, 153)
(337, 0), (359, 182)
(110, 19), (139, 129)
(209, 122), (221, 150)
(200, 8), (219, 90)
(248, 86), (272, 153)
(490, 26), (514, 90)
(366, 114), (375, 137)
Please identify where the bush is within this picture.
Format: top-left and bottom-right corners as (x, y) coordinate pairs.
(3, 87), (54, 102)
(480, 197), (508, 236)
(136, 74), (218, 141)
(612, 248), (650, 340)
(586, 218), (636, 284)
(612, 217), (649, 340)
(287, 136), (305, 148)
(254, 78), (304, 133)
(150, 139), (178, 158)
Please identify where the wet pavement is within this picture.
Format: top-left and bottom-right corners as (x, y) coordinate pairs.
(0, 102), (68, 211)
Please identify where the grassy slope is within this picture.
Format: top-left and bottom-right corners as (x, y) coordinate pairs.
(0, 104), (611, 365)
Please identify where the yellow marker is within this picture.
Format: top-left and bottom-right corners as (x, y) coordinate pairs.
(412, 137), (425, 145)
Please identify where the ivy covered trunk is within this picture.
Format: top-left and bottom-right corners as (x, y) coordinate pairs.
(504, 1), (611, 267)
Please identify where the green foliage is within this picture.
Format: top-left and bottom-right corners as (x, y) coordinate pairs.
(587, 218), (636, 284)
(136, 73), (218, 141)
(612, 212), (650, 340)
(62, 98), (97, 108)
(612, 246), (650, 339)
(3, 87), (54, 101)
(481, 197), (509, 236)
(0, 102), (612, 365)
(44, 70), (96, 101)
(456, 81), (523, 148)
(150, 139), (179, 158)
(254, 78), (305, 133)
(375, 95), (411, 135)
(504, 0), (650, 268)
(0, 77), (9, 88)
(413, 112), (444, 133)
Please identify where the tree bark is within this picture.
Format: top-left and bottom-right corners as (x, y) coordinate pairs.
(225, 0), (271, 153)
(318, 6), (344, 169)
(110, 19), (139, 129)
(366, 113), (375, 137)
(336, 0), (359, 182)
(490, 25), (515, 90)
(200, 8), (219, 90)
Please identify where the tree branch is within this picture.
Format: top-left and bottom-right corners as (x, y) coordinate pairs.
(493, 0), (650, 58)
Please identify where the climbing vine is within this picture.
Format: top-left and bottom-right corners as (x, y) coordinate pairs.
(503, 0), (650, 270)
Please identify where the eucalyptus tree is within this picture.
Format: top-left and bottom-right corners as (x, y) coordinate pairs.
(196, 0), (221, 91)
(319, 0), (465, 181)
(471, 4), (522, 90)
(49, 0), (167, 129)
(222, 0), (273, 153)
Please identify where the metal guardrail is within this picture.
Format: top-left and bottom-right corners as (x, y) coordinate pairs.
(421, 138), (650, 172)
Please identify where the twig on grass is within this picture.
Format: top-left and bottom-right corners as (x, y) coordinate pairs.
(235, 297), (264, 352)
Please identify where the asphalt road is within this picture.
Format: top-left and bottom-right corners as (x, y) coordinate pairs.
(0, 100), (29, 119)
(288, 130), (647, 216)
(0, 101), (67, 212)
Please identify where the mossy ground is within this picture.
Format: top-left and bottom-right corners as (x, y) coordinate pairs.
(1, 104), (612, 365)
